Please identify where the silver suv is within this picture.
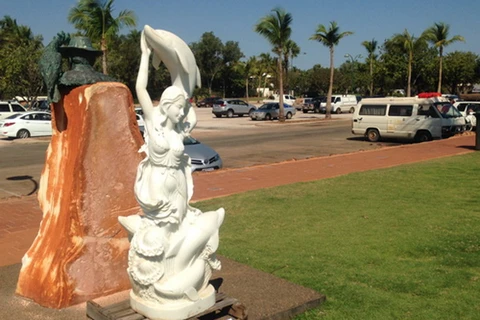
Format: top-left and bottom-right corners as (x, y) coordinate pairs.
(0, 101), (27, 120)
(212, 99), (257, 118)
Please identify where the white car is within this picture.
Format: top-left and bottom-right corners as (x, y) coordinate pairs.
(0, 112), (52, 139)
(453, 101), (479, 130)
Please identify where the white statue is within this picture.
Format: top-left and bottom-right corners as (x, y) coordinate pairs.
(118, 25), (224, 320)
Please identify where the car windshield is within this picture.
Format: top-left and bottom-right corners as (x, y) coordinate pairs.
(183, 136), (200, 145)
(434, 103), (463, 118)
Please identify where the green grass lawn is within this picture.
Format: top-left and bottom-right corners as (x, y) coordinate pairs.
(195, 152), (480, 319)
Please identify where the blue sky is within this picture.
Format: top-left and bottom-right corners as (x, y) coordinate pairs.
(2, 0), (479, 69)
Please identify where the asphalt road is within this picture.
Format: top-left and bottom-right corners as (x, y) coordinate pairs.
(0, 108), (401, 198)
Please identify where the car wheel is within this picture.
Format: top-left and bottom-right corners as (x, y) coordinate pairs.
(414, 131), (432, 143)
(366, 129), (380, 142)
(336, 108), (342, 114)
(286, 112), (292, 119)
(17, 129), (30, 139)
(350, 107), (355, 113)
(302, 110), (308, 113)
(215, 114), (222, 118)
(227, 109), (234, 118)
(265, 113), (272, 120)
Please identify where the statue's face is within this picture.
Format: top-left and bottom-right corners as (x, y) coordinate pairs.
(166, 99), (185, 124)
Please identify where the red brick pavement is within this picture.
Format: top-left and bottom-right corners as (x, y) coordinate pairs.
(0, 134), (476, 267)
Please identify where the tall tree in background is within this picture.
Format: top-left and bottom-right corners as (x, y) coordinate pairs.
(422, 22), (465, 93)
(190, 32), (224, 95)
(391, 30), (426, 97)
(0, 15), (44, 101)
(234, 56), (258, 101)
(68, 0), (136, 74)
(255, 7), (292, 122)
(362, 38), (377, 95)
(258, 53), (276, 98)
(310, 21), (353, 119)
(284, 39), (300, 93)
(442, 51), (480, 94)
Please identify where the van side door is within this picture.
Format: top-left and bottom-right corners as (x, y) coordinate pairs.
(387, 105), (415, 138)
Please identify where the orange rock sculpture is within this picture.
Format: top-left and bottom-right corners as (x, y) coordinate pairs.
(16, 82), (144, 308)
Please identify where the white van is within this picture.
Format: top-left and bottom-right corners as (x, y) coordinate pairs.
(351, 97), (466, 142)
(0, 101), (27, 120)
(320, 94), (357, 114)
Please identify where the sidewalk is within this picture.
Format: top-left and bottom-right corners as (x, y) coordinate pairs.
(0, 134), (476, 268)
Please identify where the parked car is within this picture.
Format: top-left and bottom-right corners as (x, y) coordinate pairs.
(303, 96), (326, 113)
(454, 101), (480, 130)
(135, 118), (222, 172)
(184, 136), (223, 172)
(262, 94), (296, 106)
(30, 99), (50, 112)
(352, 97), (465, 142)
(0, 101), (27, 120)
(319, 94), (358, 114)
(0, 112), (52, 139)
(212, 99), (257, 118)
(442, 94), (462, 102)
(196, 97), (221, 108)
(250, 102), (296, 120)
(136, 113), (145, 134)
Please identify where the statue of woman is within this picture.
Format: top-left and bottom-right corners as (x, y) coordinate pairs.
(119, 29), (224, 318)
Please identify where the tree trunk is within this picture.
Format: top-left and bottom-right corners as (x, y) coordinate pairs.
(277, 54), (285, 122)
(101, 37), (108, 75)
(369, 59), (373, 95)
(246, 78), (249, 101)
(326, 47), (334, 120)
(407, 52), (412, 97)
(437, 47), (443, 93)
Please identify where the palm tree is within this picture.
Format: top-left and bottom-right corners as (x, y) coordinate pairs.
(0, 15), (43, 50)
(255, 7), (293, 122)
(310, 21), (353, 119)
(361, 38), (377, 96)
(258, 53), (275, 98)
(68, 0), (136, 74)
(233, 56), (258, 101)
(391, 30), (426, 97)
(283, 39), (300, 94)
(422, 22), (465, 92)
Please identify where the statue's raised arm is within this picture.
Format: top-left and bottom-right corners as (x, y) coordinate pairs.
(143, 25), (201, 134)
(136, 31), (154, 122)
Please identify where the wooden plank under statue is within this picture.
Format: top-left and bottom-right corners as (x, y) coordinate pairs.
(15, 81), (145, 308)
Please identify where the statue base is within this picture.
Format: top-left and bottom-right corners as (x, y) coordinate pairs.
(130, 285), (216, 320)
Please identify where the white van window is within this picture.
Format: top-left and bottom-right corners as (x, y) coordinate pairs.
(418, 105), (430, 116)
(12, 104), (25, 112)
(0, 104), (9, 112)
(359, 104), (387, 116)
(388, 105), (413, 117)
